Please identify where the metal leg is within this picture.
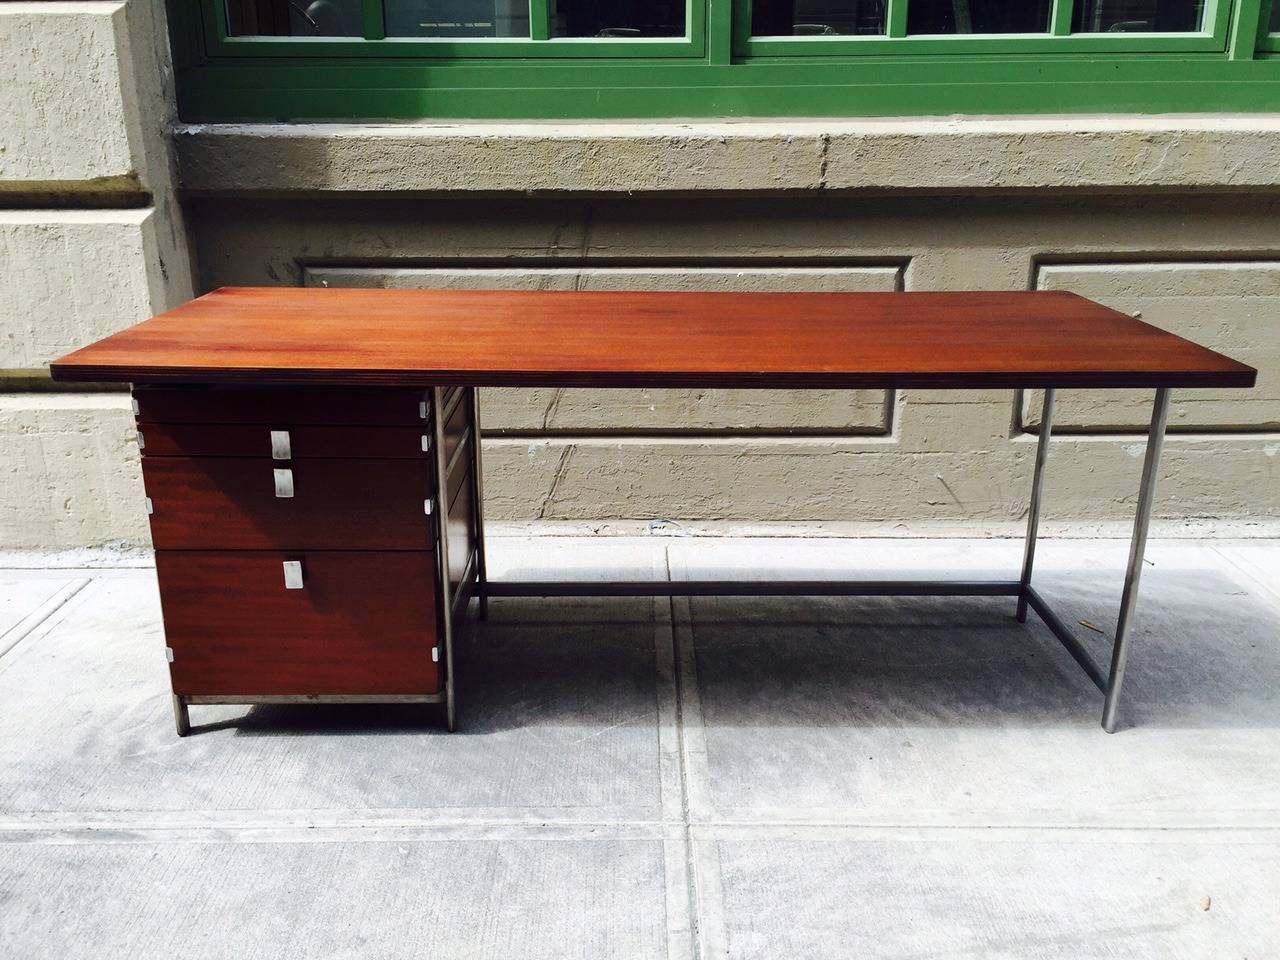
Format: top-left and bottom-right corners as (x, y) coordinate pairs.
(1017, 388), (1055, 623)
(470, 386), (488, 621)
(433, 387), (458, 733)
(173, 694), (190, 737)
(1101, 387), (1171, 734)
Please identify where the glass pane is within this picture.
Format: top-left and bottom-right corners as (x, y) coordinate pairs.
(226, 0), (362, 35)
(549, 0), (686, 38)
(907, 0), (1051, 34)
(750, 0), (886, 36)
(1072, 0), (1205, 32)
(1271, 1), (1280, 32)
(384, 0), (529, 37)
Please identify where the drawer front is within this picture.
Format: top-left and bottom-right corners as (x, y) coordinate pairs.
(139, 424), (430, 459)
(143, 457), (433, 550)
(135, 386), (430, 426)
(157, 551), (440, 697)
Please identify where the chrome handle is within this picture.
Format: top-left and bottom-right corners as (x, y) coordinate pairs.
(274, 468), (294, 498)
(282, 561), (304, 589)
(270, 430), (291, 460)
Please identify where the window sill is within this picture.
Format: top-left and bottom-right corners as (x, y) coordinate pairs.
(174, 116), (1280, 195)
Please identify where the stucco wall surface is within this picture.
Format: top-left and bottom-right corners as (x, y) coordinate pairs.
(0, 0), (192, 550)
(174, 192), (1280, 542)
(175, 117), (1280, 196)
(3, 0), (1279, 548)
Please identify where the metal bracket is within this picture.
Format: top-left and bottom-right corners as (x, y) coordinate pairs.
(270, 430), (292, 460)
(131, 396), (140, 416)
(424, 498), (434, 516)
(165, 646), (175, 663)
(419, 400), (429, 420)
(136, 430), (145, 451)
(432, 646), (440, 663)
(273, 468), (294, 498)
(282, 561), (304, 589)
(144, 497), (154, 515)
(421, 435), (432, 453)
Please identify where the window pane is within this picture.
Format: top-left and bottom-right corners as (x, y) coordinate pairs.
(550, 0), (686, 38)
(384, 0), (529, 37)
(907, 0), (1051, 34)
(750, 0), (886, 36)
(226, 0), (362, 35)
(1271, 1), (1280, 32)
(1072, 0), (1205, 32)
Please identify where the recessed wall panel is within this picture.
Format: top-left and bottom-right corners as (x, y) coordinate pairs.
(1027, 263), (1278, 432)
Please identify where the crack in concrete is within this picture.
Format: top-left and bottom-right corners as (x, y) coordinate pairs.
(538, 445), (575, 520)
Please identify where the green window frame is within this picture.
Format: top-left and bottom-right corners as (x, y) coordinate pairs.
(1263, 0), (1280, 49)
(205, 0), (705, 58)
(168, 0), (1280, 120)
(738, 0), (1233, 56)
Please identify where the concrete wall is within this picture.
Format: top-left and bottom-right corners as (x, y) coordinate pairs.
(0, 0), (193, 551)
(2, 4), (1277, 548)
(183, 192), (1280, 539)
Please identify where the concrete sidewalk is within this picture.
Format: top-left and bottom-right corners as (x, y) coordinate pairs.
(2, 537), (1279, 959)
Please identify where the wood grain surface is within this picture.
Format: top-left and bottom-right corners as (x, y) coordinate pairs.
(52, 287), (1257, 389)
(157, 550), (440, 696)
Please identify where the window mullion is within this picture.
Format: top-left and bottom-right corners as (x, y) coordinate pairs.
(1228, 0), (1265, 58)
(361, 0), (385, 40)
(886, 0), (908, 38)
(530, 0), (551, 40)
(1050, 0), (1073, 36)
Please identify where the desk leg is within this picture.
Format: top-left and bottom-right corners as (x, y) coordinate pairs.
(172, 694), (190, 737)
(1101, 387), (1171, 734)
(433, 387), (458, 732)
(470, 387), (489, 621)
(1017, 388), (1055, 622)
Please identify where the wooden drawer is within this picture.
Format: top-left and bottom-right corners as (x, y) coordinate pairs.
(156, 551), (440, 697)
(139, 424), (430, 459)
(143, 457), (433, 550)
(134, 385), (430, 426)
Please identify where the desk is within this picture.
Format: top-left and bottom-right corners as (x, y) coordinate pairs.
(51, 287), (1257, 735)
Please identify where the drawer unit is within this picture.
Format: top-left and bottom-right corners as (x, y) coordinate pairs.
(142, 456), (435, 551)
(130, 383), (483, 736)
(157, 551), (441, 697)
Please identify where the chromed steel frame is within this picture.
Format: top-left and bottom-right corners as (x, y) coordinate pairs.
(471, 387), (1174, 734)
(469, 387), (489, 621)
(433, 385), (459, 732)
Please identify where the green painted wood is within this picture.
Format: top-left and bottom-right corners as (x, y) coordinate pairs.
(361, 0), (385, 41)
(1052, 0), (1077, 37)
(169, 0), (1280, 121)
(529, 0), (551, 41)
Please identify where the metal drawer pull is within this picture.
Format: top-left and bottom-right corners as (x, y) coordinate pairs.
(270, 430), (292, 460)
(282, 561), (304, 589)
(273, 468), (295, 498)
